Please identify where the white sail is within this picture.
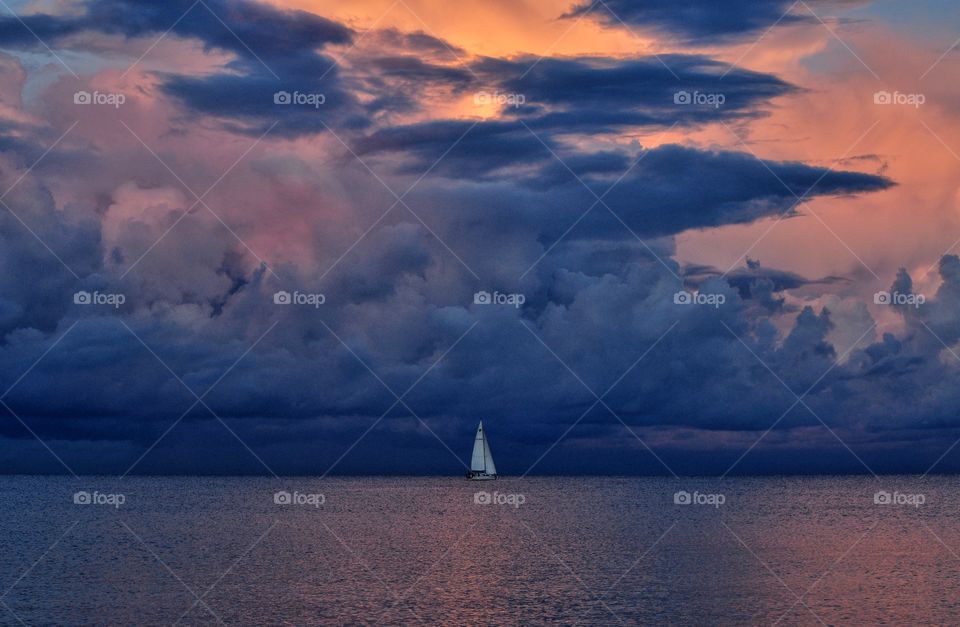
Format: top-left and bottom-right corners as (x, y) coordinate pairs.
(470, 421), (487, 471)
(482, 428), (496, 475)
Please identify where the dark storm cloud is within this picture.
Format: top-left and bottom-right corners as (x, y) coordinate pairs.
(482, 55), (795, 129)
(3, 172), (958, 475)
(569, 144), (892, 238)
(0, 0), (359, 136)
(357, 131), (892, 238)
(562, 0), (811, 42)
(0, 3), (798, 138)
(370, 56), (475, 86)
(371, 28), (468, 59)
(0, 0), (954, 477)
(684, 258), (848, 312)
(0, 0), (352, 56)
(354, 120), (553, 176)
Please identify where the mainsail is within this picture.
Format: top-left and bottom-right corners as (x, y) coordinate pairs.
(470, 421), (496, 474)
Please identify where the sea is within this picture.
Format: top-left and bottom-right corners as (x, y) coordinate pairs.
(0, 475), (956, 625)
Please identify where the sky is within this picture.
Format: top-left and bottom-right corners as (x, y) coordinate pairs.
(0, 0), (958, 475)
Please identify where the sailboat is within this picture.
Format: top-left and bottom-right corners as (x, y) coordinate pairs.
(465, 421), (498, 480)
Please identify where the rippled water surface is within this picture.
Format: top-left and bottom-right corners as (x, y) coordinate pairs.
(2, 476), (959, 625)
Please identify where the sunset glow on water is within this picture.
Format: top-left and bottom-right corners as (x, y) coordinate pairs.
(1, 0), (960, 623)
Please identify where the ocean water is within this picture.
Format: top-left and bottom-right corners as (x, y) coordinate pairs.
(0, 475), (957, 625)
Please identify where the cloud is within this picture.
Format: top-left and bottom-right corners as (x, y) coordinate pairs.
(486, 55), (796, 128)
(562, 0), (811, 42)
(0, 0), (359, 136)
(684, 257), (849, 312)
(0, 0), (952, 477)
(0, 0), (352, 56)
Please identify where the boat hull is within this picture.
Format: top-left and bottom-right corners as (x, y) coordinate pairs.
(465, 471), (498, 480)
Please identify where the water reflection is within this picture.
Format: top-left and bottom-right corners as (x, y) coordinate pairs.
(0, 476), (956, 624)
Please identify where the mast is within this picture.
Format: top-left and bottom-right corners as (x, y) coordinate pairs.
(470, 421), (487, 472)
